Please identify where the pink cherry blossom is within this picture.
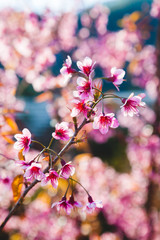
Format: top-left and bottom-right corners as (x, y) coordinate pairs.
(86, 196), (103, 214)
(52, 122), (74, 141)
(60, 160), (75, 179)
(16, 160), (34, 170)
(60, 56), (76, 82)
(74, 76), (93, 100)
(120, 93), (146, 117)
(93, 113), (119, 134)
(24, 162), (45, 181)
(14, 128), (31, 155)
(68, 195), (82, 208)
(71, 99), (91, 119)
(150, 0), (160, 19)
(77, 56), (96, 77)
(108, 67), (125, 91)
(51, 196), (73, 215)
(41, 169), (59, 188)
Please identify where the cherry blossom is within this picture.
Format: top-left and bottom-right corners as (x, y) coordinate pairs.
(71, 99), (91, 119)
(16, 160), (34, 170)
(68, 195), (82, 208)
(86, 196), (103, 213)
(60, 160), (75, 179)
(14, 128), (31, 155)
(52, 122), (74, 141)
(150, 0), (160, 19)
(108, 67), (125, 91)
(77, 57), (96, 77)
(1, 5), (158, 239)
(41, 169), (59, 188)
(24, 162), (45, 181)
(120, 93), (146, 117)
(93, 113), (119, 134)
(60, 56), (76, 83)
(51, 196), (73, 215)
(74, 76), (93, 100)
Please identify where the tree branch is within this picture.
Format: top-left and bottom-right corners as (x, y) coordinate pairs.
(0, 117), (88, 231)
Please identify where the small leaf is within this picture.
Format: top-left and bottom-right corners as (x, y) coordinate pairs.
(1, 134), (15, 144)
(35, 91), (53, 103)
(4, 116), (18, 131)
(130, 11), (141, 22)
(18, 149), (25, 161)
(12, 175), (24, 202)
(2, 108), (24, 114)
(42, 152), (50, 161)
(93, 79), (102, 101)
(1, 130), (19, 144)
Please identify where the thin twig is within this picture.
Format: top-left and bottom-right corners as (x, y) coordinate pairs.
(0, 117), (88, 231)
(0, 91), (104, 230)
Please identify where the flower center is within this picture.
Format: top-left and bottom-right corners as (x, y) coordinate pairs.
(31, 166), (40, 174)
(23, 137), (30, 147)
(67, 67), (74, 74)
(48, 172), (57, 180)
(100, 116), (111, 126)
(77, 102), (86, 111)
(83, 82), (91, 92)
(56, 128), (66, 137)
(111, 75), (117, 82)
(83, 66), (91, 76)
(125, 99), (137, 108)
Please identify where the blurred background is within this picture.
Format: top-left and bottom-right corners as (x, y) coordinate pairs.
(1, 0), (160, 239)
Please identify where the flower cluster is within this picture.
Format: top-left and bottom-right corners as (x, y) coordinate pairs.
(14, 127), (102, 214)
(61, 56), (145, 126)
(52, 194), (102, 215)
(0, 5), (160, 240)
(12, 58), (147, 226)
(12, 56), (146, 217)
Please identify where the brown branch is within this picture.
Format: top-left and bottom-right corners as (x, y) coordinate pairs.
(0, 80), (104, 231)
(0, 118), (88, 231)
(0, 179), (38, 230)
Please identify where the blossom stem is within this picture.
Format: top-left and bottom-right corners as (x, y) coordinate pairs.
(69, 177), (90, 196)
(73, 71), (89, 79)
(103, 93), (122, 100)
(49, 153), (52, 169)
(94, 77), (108, 81)
(92, 96), (103, 109)
(33, 148), (46, 162)
(64, 180), (70, 197)
(102, 99), (105, 115)
(92, 87), (104, 97)
(31, 140), (46, 149)
(47, 148), (60, 157)
(47, 137), (54, 149)
(73, 117), (78, 130)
